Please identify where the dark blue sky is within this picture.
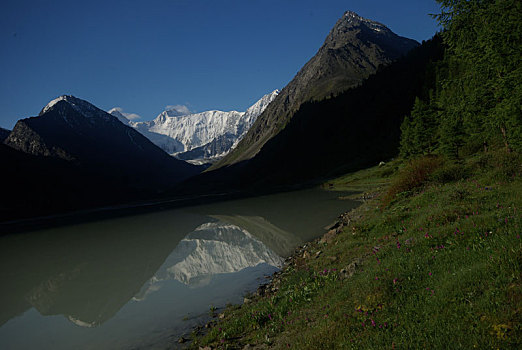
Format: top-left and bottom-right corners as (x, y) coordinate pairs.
(0, 0), (441, 129)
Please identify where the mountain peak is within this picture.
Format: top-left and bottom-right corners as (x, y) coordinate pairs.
(40, 95), (110, 120)
(338, 10), (388, 33)
(244, 90), (280, 116)
(164, 106), (191, 118)
(212, 11), (419, 169)
(107, 108), (131, 124)
(108, 107), (125, 118)
(343, 10), (364, 19)
(41, 95), (70, 114)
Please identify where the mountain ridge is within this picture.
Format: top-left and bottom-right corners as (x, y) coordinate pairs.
(5, 95), (200, 188)
(211, 11), (419, 169)
(177, 36), (444, 195)
(112, 90), (279, 164)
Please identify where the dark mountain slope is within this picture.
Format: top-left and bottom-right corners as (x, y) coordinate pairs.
(0, 127), (10, 142)
(0, 143), (133, 221)
(213, 11), (419, 169)
(5, 96), (200, 188)
(179, 36), (444, 194)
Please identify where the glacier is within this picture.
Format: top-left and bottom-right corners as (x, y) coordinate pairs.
(110, 90), (279, 164)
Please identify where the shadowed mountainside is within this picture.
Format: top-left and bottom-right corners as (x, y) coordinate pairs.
(213, 11), (419, 169)
(179, 36), (444, 194)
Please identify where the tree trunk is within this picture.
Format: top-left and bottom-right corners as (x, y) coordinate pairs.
(500, 125), (512, 153)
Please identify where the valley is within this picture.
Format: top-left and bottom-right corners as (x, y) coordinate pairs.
(0, 2), (520, 349)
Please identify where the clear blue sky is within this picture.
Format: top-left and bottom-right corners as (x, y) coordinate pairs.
(0, 0), (441, 129)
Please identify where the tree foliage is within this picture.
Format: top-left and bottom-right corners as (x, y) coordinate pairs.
(400, 0), (522, 158)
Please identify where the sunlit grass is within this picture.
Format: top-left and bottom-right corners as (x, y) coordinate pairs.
(192, 152), (522, 349)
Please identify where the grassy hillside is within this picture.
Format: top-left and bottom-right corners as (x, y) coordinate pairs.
(191, 151), (521, 349)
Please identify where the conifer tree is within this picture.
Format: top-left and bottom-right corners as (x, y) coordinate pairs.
(399, 115), (414, 158)
(435, 0), (522, 152)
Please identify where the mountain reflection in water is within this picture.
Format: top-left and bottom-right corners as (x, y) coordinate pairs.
(136, 220), (284, 297)
(0, 188), (357, 349)
(0, 215), (287, 329)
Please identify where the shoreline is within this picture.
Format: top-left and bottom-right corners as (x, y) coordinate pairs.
(0, 181), (324, 235)
(185, 156), (522, 349)
(182, 191), (372, 349)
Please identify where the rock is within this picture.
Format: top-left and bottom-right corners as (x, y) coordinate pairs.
(379, 161), (386, 167)
(303, 251), (311, 259)
(218, 312), (225, 319)
(341, 260), (360, 279)
(327, 256), (338, 261)
(319, 229), (338, 244)
(243, 297), (252, 304)
(315, 251), (322, 258)
(178, 337), (186, 343)
(256, 284), (267, 297)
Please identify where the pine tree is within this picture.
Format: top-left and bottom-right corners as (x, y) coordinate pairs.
(435, 0), (522, 152)
(399, 115), (414, 158)
(412, 97), (438, 154)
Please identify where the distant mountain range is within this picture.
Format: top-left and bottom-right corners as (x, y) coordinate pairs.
(212, 11), (419, 169)
(1, 10), (434, 222)
(5, 95), (199, 187)
(110, 90), (279, 165)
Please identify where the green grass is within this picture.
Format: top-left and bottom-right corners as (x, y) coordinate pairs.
(191, 152), (522, 349)
(322, 159), (398, 195)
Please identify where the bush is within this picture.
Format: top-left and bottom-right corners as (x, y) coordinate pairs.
(459, 137), (485, 157)
(430, 162), (470, 184)
(378, 165), (398, 178)
(490, 151), (522, 181)
(382, 156), (443, 205)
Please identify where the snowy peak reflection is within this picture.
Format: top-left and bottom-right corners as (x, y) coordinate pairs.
(210, 215), (303, 257)
(135, 221), (283, 298)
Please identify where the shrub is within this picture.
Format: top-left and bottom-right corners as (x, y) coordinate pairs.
(489, 151), (522, 181)
(459, 137), (486, 157)
(378, 165), (398, 178)
(430, 162), (470, 184)
(382, 155), (443, 206)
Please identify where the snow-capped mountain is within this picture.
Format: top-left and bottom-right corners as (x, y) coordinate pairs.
(110, 90), (279, 164)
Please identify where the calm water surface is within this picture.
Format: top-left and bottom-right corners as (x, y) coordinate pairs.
(0, 188), (358, 349)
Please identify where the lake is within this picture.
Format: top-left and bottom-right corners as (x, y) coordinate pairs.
(0, 188), (359, 349)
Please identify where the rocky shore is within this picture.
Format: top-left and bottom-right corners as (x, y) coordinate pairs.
(186, 193), (374, 349)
